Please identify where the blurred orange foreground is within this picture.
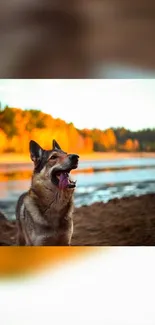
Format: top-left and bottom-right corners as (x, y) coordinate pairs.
(0, 247), (95, 278)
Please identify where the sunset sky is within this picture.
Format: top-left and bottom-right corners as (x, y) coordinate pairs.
(0, 79), (154, 131)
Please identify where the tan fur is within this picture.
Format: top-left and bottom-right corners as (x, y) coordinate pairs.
(16, 140), (78, 246)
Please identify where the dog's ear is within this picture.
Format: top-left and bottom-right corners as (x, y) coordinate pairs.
(29, 140), (43, 163)
(52, 139), (61, 150)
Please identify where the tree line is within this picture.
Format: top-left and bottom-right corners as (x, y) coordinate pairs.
(0, 106), (154, 153)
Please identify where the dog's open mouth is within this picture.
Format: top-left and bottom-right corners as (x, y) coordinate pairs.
(52, 169), (76, 189)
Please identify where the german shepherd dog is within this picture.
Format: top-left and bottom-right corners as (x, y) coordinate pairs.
(16, 139), (79, 246)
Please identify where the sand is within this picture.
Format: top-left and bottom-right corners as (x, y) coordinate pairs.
(0, 194), (155, 246)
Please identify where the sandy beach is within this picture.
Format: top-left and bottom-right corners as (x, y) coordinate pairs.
(0, 151), (155, 246)
(0, 194), (155, 246)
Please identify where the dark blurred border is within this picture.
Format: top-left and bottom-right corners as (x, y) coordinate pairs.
(0, 0), (155, 78)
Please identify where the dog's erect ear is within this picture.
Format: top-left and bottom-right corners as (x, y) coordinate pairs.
(29, 140), (43, 163)
(52, 139), (61, 150)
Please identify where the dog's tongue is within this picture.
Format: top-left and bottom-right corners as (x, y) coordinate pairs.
(59, 173), (69, 189)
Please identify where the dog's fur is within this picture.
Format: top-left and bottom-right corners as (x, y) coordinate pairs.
(16, 139), (79, 246)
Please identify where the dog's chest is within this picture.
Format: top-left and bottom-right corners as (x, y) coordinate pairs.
(44, 206), (72, 230)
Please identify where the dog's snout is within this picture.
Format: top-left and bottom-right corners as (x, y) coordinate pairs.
(68, 154), (79, 162)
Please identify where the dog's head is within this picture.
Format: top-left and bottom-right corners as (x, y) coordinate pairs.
(30, 139), (79, 190)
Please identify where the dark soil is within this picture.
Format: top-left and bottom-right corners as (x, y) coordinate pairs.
(1, 194), (155, 246)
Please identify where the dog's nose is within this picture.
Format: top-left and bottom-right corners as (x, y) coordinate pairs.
(69, 154), (79, 162)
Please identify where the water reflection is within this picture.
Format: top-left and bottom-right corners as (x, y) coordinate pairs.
(0, 158), (155, 218)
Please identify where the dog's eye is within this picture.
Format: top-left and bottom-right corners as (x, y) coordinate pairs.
(50, 155), (57, 160)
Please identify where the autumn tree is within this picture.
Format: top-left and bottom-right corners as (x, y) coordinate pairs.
(124, 139), (134, 151)
(0, 129), (8, 153)
(0, 105), (155, 154)
(0, 106), (17, 137)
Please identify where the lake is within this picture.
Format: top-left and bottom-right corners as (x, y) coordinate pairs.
(0, 156), (155, 219)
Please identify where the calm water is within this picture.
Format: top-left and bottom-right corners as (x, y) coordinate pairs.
(0, 157), (155, 219)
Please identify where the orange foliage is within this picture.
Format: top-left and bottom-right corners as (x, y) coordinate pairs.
(124, 139), (134, 151)
(84, 136), (93, 153)
(31, 128), (53, 149)
(7, 132), (30, 153)
(91, 128), (117, 151)
(0, 106), (141, 154)
(0, 129), (8, 153)
(123, 139), (140, 152)
(101, 130), (116, 150)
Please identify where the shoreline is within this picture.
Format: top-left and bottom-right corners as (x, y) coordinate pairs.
(0, 194), (155, 246)
(0, 152), (155, 164)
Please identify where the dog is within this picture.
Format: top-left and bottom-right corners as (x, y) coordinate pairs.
(16, 139), (79, 246)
